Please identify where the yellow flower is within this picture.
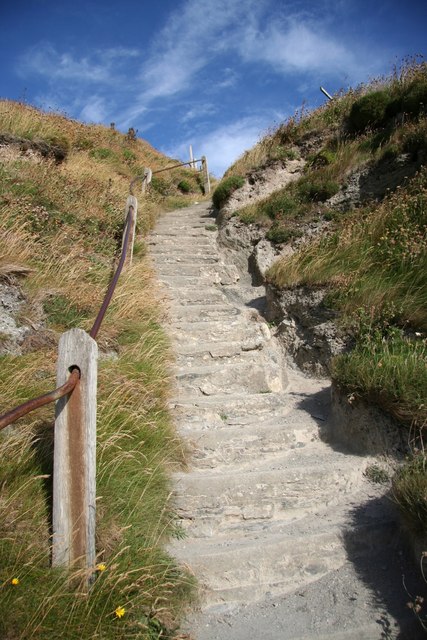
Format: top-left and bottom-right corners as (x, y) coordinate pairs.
(97, 563), (107, 572)
(11, 578), (19, 586)
(115, 606), (125, 619)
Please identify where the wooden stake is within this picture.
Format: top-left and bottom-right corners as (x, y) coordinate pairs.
(123, 195), (138, 266)
(52, 329), (98, 571)
(201, 156), (211, 194)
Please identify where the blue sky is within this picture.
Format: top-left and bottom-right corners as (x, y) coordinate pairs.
(1, 0), (426, 175)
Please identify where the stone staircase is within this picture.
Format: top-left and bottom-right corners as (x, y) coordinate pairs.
(148, 202), (421, 639)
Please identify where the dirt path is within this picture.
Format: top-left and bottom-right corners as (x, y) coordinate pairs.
(148, 201), (421, 639)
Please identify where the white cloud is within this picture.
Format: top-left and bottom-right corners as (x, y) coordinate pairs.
(181, 103), (217, 123)
(80, 96), (108, 123)
(237, 20), (364, 80)
(18, 42), (139, 85)
(163, 116), (271, 177)
(117, 0), (262, 126)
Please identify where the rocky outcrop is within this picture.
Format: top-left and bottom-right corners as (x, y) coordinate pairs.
(328, 152), (424, 210)
(221, 158), (305, 217)
(265, 284), (349, 377)
(0, 133), (68, 163)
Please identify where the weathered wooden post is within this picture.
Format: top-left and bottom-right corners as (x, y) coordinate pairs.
(141, 167), (152, 193)
(189, 145), (196, 170)
(123, 195), (138, 267)
(52, 328), (98, 573)
(201, 156), (211, 194)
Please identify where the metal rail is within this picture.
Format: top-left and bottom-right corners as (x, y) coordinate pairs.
(0, 369), (80, 431)
(0, 207), (134, 431)
(129, 160), (202, 195)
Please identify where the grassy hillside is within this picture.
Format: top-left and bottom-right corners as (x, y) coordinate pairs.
(214, 61), (427, 540)
(0, 101), (200, 638)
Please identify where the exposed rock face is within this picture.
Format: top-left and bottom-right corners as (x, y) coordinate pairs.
(328, 152), (423, 210)
(266, 284), (349, 377)
(222, 158), (305, 216)
(0, 281), (30, 354)
(0, 133), (67, 163)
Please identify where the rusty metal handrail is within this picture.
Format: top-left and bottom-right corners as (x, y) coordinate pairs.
(0, 206), (134, 431)
(0, 369), (80, 431)
(90, 207), (132, 339)
(129, 160), (202, 195)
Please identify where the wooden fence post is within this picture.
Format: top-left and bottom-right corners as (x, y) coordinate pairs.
(52, 328), (98, 573)
(201, 156), (211, 194)
(123, 195), (138, 267)
(142, 167), (152, 193)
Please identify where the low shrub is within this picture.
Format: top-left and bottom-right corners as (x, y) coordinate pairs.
(151, 176), (170, 195)
(392, 453), (427, 534)
(402, 80), (427, 116)
(90, 147), (116, 161)
(348, 90), (392, 133)
(297, 177), (340, 202)
(263, 191), (299, 219)
(212, 175), (245, 209)
(266, 224), (302, 244)
(177, 179), (191, 193)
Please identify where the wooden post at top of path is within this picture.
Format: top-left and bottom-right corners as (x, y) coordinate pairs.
(52, 328), (98, 576)
(201, 156), (211, 195)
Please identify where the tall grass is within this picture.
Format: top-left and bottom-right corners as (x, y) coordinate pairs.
(0, 102), (194, 638)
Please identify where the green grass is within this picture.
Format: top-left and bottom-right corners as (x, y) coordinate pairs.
(392, 453), (427, 535)
(212, 175), (245, 209)
(0, 101), (196, 638)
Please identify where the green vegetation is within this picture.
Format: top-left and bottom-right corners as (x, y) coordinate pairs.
(212, 175), (245, 209)
(0, 100), (195, 638)
(219, 61), (427, 548)
(392, 453), (427, 534)
(177, 179), (191, 193)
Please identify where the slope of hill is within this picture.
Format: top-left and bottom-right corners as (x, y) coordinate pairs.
(0, 101), (203, 639)
(212, 61), (427, 571)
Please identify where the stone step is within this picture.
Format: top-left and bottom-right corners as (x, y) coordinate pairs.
(170, 528), (346, 605)
(171, 318), (266, 343)
(150, 229), (215, 238)
(184, 419), (320, 468)
(168, 292), (228, 307)
(155, 263), (220, 277)
(176, 358), (284, 395)
(172, 391), (304, 424)
(174, 340), (243, 357)
(173, 454), (364, 528)
(170, 510), (397, 607)
(152, 254), (220, 265)
(170, 304), (241, 322)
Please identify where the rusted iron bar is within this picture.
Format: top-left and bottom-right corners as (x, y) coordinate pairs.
(152, 159), (202, 175)
(130, 161), (203, 195)
(0, 205), (134, 430)
(0, 368), (80, 431)
(89, 207), (132, 340)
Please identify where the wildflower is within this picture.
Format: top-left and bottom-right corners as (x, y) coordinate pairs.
(11, 578), (19, 586)
(97, 563), (107, 572)
(115, 606), (125, 619)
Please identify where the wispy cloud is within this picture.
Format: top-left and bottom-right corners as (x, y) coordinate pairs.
(237, 19), (364, 80)
(181, 103), (217, 123)
(80, 96), (108, 123)
(17, 42), (139, 85)
(164, 115), (275, 177)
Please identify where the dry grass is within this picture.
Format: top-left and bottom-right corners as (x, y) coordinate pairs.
(0, 101), (195, 638)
